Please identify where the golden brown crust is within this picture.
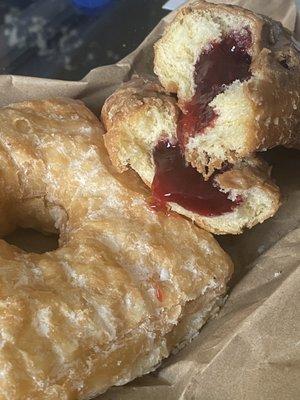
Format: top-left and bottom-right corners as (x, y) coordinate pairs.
(0, 98), (233, 399)
(246, 24), (300, 151)
(101, 76), (170, 130)
(154, 0), (300, 176)
(102, 76), (178, 176)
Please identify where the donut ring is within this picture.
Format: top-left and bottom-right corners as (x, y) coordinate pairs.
(0, 98), (233, 399)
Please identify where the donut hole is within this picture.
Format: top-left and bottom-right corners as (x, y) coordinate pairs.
(4, 228), (59, 254)
(0, 199), (66, 254)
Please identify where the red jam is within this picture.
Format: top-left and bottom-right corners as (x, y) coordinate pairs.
(151, 141), (241, 216)
(178, 30), (252, 146)
(155, 285), (163, 302)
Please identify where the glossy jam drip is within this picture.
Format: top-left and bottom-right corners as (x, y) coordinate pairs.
(151, 141), (242, 216)
(178, 30), (252, 146)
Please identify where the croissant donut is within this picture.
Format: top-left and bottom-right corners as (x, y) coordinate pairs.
(102, 77), (280, 235)
(154, 0), (300, 178)
(0, 98), (233, 399)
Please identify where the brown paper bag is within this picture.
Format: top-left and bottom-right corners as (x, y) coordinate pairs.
(0, 1), (299, 399)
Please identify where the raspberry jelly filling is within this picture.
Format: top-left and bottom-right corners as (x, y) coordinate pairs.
(151, 141), (242, 217)
(178, 30), (252, 147)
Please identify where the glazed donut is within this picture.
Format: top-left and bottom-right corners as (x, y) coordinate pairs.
(0, 98), (233, 399)
(154, 0), (300, 178)
(102, 77), (280, 235)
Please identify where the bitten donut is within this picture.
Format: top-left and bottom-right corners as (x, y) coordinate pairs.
(154, 0), (300, 178)
(0, 98), (233, 399)
(102, 78), (280, 235)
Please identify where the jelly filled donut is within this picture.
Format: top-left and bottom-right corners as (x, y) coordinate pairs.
(0, 98), (233, 399)
(154, 0), (300, 178)
(102, 78), (280, 235)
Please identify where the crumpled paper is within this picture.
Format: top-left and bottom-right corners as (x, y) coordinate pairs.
(0, 1), (299, 399)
